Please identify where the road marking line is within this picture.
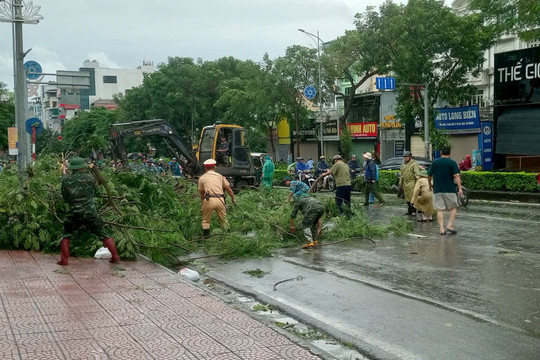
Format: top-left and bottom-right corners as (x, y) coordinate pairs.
(408, 233), (427, 238)
(461, 213), (539, 224)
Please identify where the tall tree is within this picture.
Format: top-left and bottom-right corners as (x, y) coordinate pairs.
(468, 0), (540, 41)
(324, 14), (391, 127)
(273, 45), (318, 156)
(373, 0), (495, 142)
(61, 107), (119, 157)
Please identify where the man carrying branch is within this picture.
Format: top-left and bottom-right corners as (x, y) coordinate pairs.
(57, 157), (120, 265)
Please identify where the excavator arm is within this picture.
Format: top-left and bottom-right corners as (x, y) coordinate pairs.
(109, 119), (202, 176)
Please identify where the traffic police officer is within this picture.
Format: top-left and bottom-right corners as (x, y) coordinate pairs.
(198, 159), (236, 237)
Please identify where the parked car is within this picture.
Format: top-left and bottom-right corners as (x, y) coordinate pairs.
(379, 156), (432, 170)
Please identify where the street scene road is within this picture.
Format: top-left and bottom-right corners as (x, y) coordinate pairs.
(204, 197), (540, 359)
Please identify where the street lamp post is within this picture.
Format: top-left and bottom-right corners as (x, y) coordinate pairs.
(0, 0), (43, 183)
(299, 29), (324, 157)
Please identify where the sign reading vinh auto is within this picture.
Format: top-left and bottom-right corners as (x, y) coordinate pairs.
(345, 122), (377, 139)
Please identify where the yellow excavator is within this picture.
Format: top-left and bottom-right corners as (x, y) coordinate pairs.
(109, 120), (255, 187)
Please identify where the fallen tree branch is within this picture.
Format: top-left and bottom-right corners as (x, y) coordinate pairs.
(89, 163), (122, 216)
(178, 253), (223, 262)
(317, 237), (376, 247)
(103, 221), (176, 232)
(272, 224), (300, 241)
(167, 241), (191, 252)
(273, 275), (305, 291)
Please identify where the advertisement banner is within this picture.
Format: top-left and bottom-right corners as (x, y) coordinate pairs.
(494, 47), (540, 106)
(322, 118), (339, 141)
(345, 122), (377, 139)
(8, 127), (18, 156)
(434, 105), (481, 133)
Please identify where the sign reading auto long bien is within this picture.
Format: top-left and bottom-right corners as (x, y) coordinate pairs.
(495, 47), (540, 106)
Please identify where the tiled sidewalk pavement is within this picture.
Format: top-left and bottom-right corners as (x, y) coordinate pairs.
(0, 250), (322, 360)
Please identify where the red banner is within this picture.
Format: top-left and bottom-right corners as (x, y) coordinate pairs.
(346, 122), (377, 138)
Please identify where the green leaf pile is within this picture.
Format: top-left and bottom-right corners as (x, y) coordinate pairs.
(0, 156), (412, 267)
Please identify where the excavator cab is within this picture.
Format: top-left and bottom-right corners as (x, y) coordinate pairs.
(197, 124), (252, 179)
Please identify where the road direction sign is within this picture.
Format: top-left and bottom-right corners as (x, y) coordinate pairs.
(25, 118), (43, 135)
(303, 86), (317, 99)
(24, 61), (42, 80)
(376, 77), (395, 90)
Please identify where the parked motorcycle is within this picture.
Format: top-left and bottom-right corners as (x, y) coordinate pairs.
(311, 174), (336, 193)
(301, 170), (317, 188)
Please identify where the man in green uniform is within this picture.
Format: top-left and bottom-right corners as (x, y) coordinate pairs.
(289, 194), (325, 249)
(57, 157), (120, 265)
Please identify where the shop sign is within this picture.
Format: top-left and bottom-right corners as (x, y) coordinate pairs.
(394, 140), (405, 156)
(8, 127), (18, 155)
(322, 118), (339, 141)
(494, 47), (540, 106)
(434, 105), (480, 133)
(346, 122), (377, 139)
(480, 121), (493, 170)
(380, 114), (402, 129)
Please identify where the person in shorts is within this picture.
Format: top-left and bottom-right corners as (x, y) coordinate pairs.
(428, 146), (463, 235)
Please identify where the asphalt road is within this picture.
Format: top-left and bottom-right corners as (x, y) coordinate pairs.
(204, 197), (540, 360)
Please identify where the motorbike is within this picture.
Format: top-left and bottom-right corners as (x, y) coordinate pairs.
(296, 170), (317, 188)
(311, 173), (336, 193)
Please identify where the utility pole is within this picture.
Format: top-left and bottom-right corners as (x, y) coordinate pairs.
(396, 82), (430, 159)
(423, 84), (429, 159)
(0, 0), (43, 183)
(299, 29), (325, 157)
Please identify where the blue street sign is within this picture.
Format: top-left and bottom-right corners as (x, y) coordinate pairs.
(24, 61), (43, 80)
(303, 86), (317, 99)
(376, 77), (395, 90)
(25, 118), (43, 135)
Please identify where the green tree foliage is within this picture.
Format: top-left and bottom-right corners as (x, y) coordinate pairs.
(273, 45), (318, 156)
(340, 127), (353, 160)
(36, 128), (63, 156)
(468, 0), (540, 41)
(119, 56), (261, 147)
(324, 17), (391, 127)
(0, 156), (414, 266)
(362, 0), (496, 147)
(61, 107), (119, 157)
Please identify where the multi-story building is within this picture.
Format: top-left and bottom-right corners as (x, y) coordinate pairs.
(41, 60), (154, 132)
(451, 0), (540, 170)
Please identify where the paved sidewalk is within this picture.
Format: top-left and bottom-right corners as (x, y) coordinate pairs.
(0, 250), (322, 360)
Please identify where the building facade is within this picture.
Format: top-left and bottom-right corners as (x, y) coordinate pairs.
(40, 60), (154, 132)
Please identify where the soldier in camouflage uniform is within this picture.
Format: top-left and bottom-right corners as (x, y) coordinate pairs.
(289, 194), (325, 249)
(57, 157), (120, 265)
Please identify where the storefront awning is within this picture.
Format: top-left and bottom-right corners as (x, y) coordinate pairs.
(496, 107), (540, 155)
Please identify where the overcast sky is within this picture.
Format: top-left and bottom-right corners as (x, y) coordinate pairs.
(0, 0), (424, 91)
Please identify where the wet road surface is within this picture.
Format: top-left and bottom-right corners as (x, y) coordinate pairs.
(204, 198), (540, 359)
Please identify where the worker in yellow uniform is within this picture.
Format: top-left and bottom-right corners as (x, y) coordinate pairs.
(198, 159), (236, 237)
